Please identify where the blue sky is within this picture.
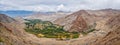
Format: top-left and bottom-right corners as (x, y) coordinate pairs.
(0, 0), (120, 12)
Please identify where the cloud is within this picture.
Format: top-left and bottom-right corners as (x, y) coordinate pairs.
(57, 4), (66, 11)
(0, 0), (120, 11)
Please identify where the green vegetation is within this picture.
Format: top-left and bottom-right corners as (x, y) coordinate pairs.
(0, 37), (4, 42)
(81, 29), (95, 35)
(87, 29), (95, 33)
(24, 19), (79, 40)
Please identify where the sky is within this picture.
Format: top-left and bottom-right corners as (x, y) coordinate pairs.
(0, 0), (120, 12)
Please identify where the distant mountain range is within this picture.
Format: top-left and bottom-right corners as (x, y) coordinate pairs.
(0, 10), (34, 17)
(0, 10), (70, 17)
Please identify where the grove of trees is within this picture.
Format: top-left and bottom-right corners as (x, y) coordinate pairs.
(24, 19), (79, 40)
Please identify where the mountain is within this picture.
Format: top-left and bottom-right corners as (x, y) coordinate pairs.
(69, 13), (120, 45)
(0, 10), (34, 17)
(0, 14), (16, 23)
(0, 14), (44, 45)
(53, 10), (88, 32)
(54, 9), (120, 32)
(0, 10), (70, 17)
(24, 12), (70, 22)
(92, 14), (120, 45)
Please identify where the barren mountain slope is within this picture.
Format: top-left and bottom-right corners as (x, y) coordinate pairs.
(54, 9), (120, 32)
(69, 14), (120, 45)
(24, 12), (70, 22)
(0, 14), (16, 23)
(91, 14), (120, 45)
(0, 14), (58, 45)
